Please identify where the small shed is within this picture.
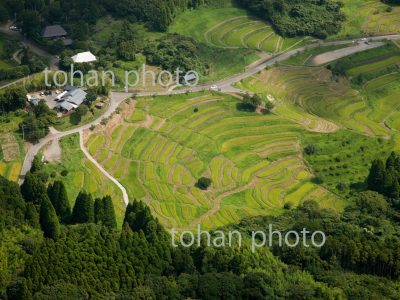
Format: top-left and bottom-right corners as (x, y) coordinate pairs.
(71, 51), (97, 63)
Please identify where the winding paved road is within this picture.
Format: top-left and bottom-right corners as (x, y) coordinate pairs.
(0, 21), (59, 70)
(18, 92), (130, 185)
(17, 33), (400, 208)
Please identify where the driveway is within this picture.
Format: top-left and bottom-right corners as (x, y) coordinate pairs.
(309, 42), (385, 66)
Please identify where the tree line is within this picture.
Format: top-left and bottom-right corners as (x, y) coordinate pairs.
(236, 0), (345, 38)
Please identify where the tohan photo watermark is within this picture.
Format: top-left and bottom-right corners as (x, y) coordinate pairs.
(44, 64), (200, 92)
(171, 224), (326, 253)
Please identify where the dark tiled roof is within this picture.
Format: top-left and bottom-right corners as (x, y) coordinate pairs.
(42, 25), (67, 38)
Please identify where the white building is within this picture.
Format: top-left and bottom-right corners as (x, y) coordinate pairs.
(71, 51), (97, 63)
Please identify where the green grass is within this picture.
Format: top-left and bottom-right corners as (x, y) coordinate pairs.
(130, 108), (146, 122)
(198, 45), (259, 83)
(41, 134), (125, 227)
(303, 130), (393, 194)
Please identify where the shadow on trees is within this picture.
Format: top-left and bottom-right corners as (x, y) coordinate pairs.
(236, 103), (256, 112)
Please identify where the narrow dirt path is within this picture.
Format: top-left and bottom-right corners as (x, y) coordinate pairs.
(79, 130), (129, 206)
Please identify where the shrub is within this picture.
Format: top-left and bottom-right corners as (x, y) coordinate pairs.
(61, 170), (68, 177)
(284, 202), (293, 210)
(337, 183), (347, 191)
(304, 145), (317, 155)
(312, 176), (324, 184)
(196, 177), (212, 190)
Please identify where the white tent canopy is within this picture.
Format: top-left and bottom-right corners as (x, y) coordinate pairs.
(71, 51), (97, 63)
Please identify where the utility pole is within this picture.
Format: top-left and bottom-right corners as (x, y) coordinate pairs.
(21, 124), (25, 141)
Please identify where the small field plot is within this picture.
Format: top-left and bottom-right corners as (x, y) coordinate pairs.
(84, 92), (343, 230)
(0, 114), (25, 182)
(42, 134), (125, 227)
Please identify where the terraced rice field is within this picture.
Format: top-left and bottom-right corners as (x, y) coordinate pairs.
(361, 71), (400, 129)
(205, 16), (306, 54)
(360, 1), (400, 35)
(169, 6), (307, 55)
(338, 0), (400, 37)
(236, 66), (390, 137)
(84, 93), (343, 230)
(42, 134), (126, 227)
(348, 56), (400, 76)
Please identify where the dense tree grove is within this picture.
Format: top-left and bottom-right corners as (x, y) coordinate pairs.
(47, 181), (71, 224)
(0, 0), (223, 37)
(237, 0), (346, 38)
(0, 87), (27, 113)
(71, 191), (94, 224)
(145, 34), (207, 73)
(39, 196), (60, 240)
(0, 176), (26, 229)
(94, 196), (117, 229)
(231, 196), (400, 298)
(367, 151), (400, 202)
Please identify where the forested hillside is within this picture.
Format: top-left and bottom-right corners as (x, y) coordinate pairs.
(237, 0), (345, 38)
(1, 153), (400, 298)
(0, 0), (227, 35)
(1, 173), (341, 299)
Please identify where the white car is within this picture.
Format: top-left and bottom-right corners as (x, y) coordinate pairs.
(210, 85), (218, 91)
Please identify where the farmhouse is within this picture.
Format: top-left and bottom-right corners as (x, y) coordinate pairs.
(42, 25), (67, 39)
(42, 25), (73, 46)
(71, 51), (97, 63)
(55, 86), (87, 113)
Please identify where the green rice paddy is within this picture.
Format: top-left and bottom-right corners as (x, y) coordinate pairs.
(85, 93), (344, 230)
(169, 6), (309, 55)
